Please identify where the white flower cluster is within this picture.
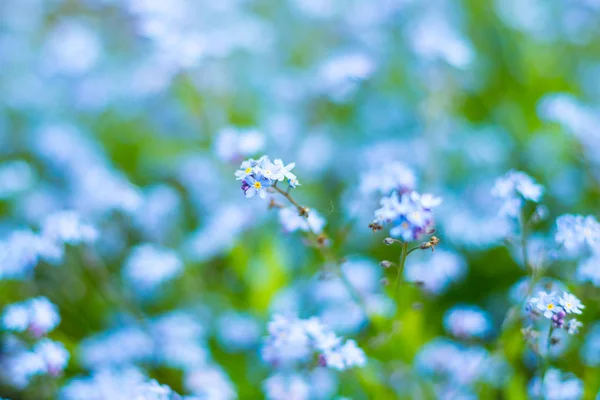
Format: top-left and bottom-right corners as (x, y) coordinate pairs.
(262, 315), (366, 371)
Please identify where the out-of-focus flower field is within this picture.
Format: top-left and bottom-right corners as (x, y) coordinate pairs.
(1, 0), (600, 399)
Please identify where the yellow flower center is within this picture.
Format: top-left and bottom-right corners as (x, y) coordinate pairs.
(245, 167), (252, 174)
(264, 170), (271, 176)
(253, 181), (262, 189)
(566, 303), (571, 308)
(547, 304), (554, 310)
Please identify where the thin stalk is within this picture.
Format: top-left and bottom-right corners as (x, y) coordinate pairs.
(541, 325), (554, 383)
(272, 185), (304, 212)
(395, 242), (409, 302)
(494, 212), (537, 348)
(270, 185), (370, 319)
(406, 246), (421, 257)
(521, 210), (538, 299)
(521, 213), (530, 271)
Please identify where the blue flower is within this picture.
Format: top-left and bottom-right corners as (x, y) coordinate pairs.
(374, 191), (441, 241)
(235, 158), (260, 180)
(243, 174), (272, 199)
(567, 319), (583, 335)
(288, 177), (301, 188)
(529, 291), (559, 319)
(237, 156), (299, 200)
(559, 292), (585, 314)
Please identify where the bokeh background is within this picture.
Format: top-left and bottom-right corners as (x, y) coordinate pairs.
(1, 0), (600, 399)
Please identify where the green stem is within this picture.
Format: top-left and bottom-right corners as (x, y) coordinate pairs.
(395, 242), (409, 302)
(271, 185), (371, 319)
(521, 214), (530, 271)
(339, 268), (370, 313)
(406, 247), (420, 257)
(520, 210), (538, 299)
(272, 185), (304, 212)
(541, 324), (554, 383)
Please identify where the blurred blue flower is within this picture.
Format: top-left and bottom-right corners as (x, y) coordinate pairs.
(528, 368), (583, 400)
(576, 253), (600, 286)
(215, 127), (265, 163)
(404, 250), (466, 295)
(264, 373), (309, 400)
(123, 244), (184, 293)
(2, 297), (60, 337)
(279, 207), (325, 234)
(443, 305), (492, 340)
(61, 368), (181, 400)
(184, 366), (236, 400)
(216, 312), (261, 352)
(555, 214), (600, 256)
(359, 161), (417, 196)
(582, 322), (600, 366)
(262, 314), (366, 371)
(0, 160), (35, 199)
(1, 338), (69, 389)
(491, 170), (544, 218)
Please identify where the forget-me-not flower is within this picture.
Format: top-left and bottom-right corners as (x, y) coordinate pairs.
(530, 291), (559, 318)
(559, 292), (585, 314)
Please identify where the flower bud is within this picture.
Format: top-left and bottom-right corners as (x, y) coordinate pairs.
(380, 260), (393, 268)
(318, 353), (327, 367)
(383, 237), (395, 245)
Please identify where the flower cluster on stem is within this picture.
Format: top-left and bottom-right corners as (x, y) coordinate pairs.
(236, 155), (369, 319)
(372, 184), (442, 311)
(237, 156), (298, 199)
(528, 291), (584, 332)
